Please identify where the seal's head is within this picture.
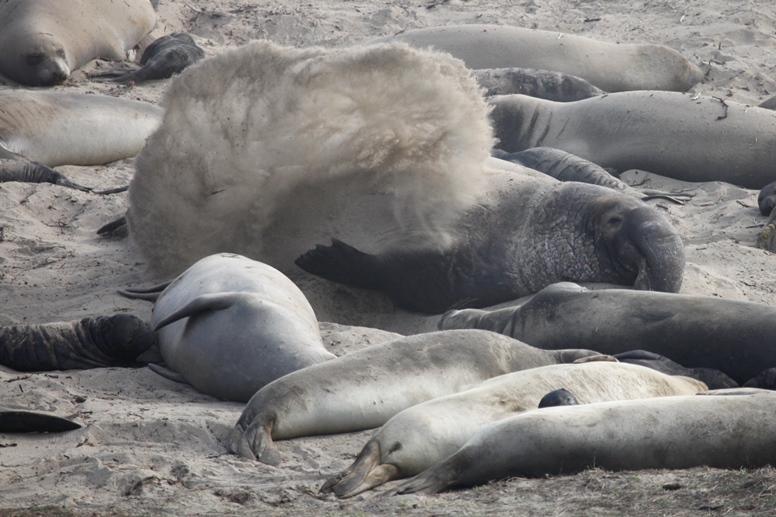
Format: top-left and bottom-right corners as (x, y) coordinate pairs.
(758, 181), (776, 217)
(16, 33), (71, 86)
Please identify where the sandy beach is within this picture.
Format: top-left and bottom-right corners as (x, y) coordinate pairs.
(1, 1), (776, 515)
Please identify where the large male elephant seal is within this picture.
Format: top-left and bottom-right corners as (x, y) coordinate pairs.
(322, 361), (706, 498)
(227, 329), (600, 466)
(489, 92), (776, 189)
(296, 162), (685, 314)
(0, 314), (155, 371)
(0, 0), (156, 86)
(0, 90), (162, 189)
(370, 25), (702, 92)
(122, 253), (334, 402)
(396, 389), (776, 494)
(440, 282), (776, 384)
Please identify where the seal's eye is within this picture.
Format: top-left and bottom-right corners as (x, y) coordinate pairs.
(607, 215), (623, 226)
(26, 53), (45, 66)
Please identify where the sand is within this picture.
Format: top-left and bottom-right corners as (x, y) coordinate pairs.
(1, 0), (775, 515)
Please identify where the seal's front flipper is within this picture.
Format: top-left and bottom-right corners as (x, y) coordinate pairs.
(0, 409), (81, 433)
(148, 363), (188, 384)
(118, 280), (172, 302)
(153, 292), (244, 331)
(0, 149), (90, 191)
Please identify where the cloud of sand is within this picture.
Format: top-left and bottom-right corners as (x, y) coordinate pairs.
(127, 40), (495, 277)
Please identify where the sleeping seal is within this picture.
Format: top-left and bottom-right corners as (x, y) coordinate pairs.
(227, 329), (599, 466)
(296, 160), (685, 314)
(489, 91), (776, 189)
(396, 389), (776, 494)
(321, 361), (706, 498)
(370, 24), (702, 92)
(0, 314), (155, 371)
(122, 253), (334, 402)
(0, 0), (156, 86)
(440, 282), (776, 385)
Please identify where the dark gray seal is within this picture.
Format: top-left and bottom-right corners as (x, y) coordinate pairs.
(0, 406), (81, 433)
(440, 282), (776, 385)
(538, 388), (579, 408)
(91, 33), (205, 84)
(489, 91), (776, 189)
(0, 314), (156, 371)
(296, 164), (685, 314)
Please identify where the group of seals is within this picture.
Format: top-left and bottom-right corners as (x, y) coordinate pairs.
(228, 329), (599, 465)
(396, 389), (776, 494)
(0, 314), (155, 371)
(0, 0), (157, 86)
(121, 253), (334, 402)
(321, 361), (707, 498)
(489, 91), (776, 189)
(440, 282), (776, 385)
(371, 24), (703, 92)
(296, 159), (686, 314)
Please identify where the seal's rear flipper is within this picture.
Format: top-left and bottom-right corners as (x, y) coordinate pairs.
(0, 410), (81, 433)
(0, 149), (90, 192)
(393, 463), (455, 495)
(295, 239), (381, 290)
(321, 440), (399, 498)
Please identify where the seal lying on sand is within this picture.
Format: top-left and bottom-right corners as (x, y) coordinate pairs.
(0, 0), (156, 86)
(757, 181), (776, 251)
(439, 282), (776, 385)
(370, 24), (702, 92)
(0, 90), (162, 189)
(395, 389), (776, 494)
(489, 91), (776, 189)
(471, 68), (603, 101)
(322, 361), (706, 498)
(227, 329), (599, 465)
(91, 32), (205, 84)
(121, 253), (334, 402)
(0, 314), (155, 371)
(296, 161), (685, 314)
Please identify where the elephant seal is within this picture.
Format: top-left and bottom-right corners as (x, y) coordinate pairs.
(396, 389), (776, 494)
(493, 147), (694, 204)
(0, 314), (155, 371)
(610, 350), (737, 389)
(124, 253), (334, 402)
(0, 0), (156, 86)
(296, 161), (685, 314)
(758, 181), (776, 216)
(471, 68), (604, 101)
(321, 361), (706, 498)
(0, 407), (81, 433)
(489, 91), (776, 189)
(439, 282), (776, 385)
(538, 388), (579, 408)
(91, 32), (205, 84)
(227, 329), (600, 466)
(370, 25), (702, 92)
(759, 95), (776, 110)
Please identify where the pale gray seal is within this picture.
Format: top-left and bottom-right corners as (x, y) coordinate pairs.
(321, 361), (706, 498)
(439, 282), (776, 385)
(0, 90), (162, 189)
(0, 314), (155, 371)
(227, 329), (599, 465)
(0, 0), (156, 86)
(489, 91), (776, 189)
(121, 253), (334, 402)
(396, 389), (776, 494)
(296, 162), (685, 314)
(370, 25), (702, 92)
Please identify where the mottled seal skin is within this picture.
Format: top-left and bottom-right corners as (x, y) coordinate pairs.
(371, 25), (702, 92)
(440, 282), (776, 385)
(92, 33), (205, 84)
(0, 0), (156, 86)
(490, 91), (776, 189)
(321, 362), (705, 498)
(471, 68), (604, 101)
(0, 314), (156, 371)
(395, 389), (776, 495)
(128, 253), (335, 402)
(227, 329), (600, 466)
(296, 163), (685, 314)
